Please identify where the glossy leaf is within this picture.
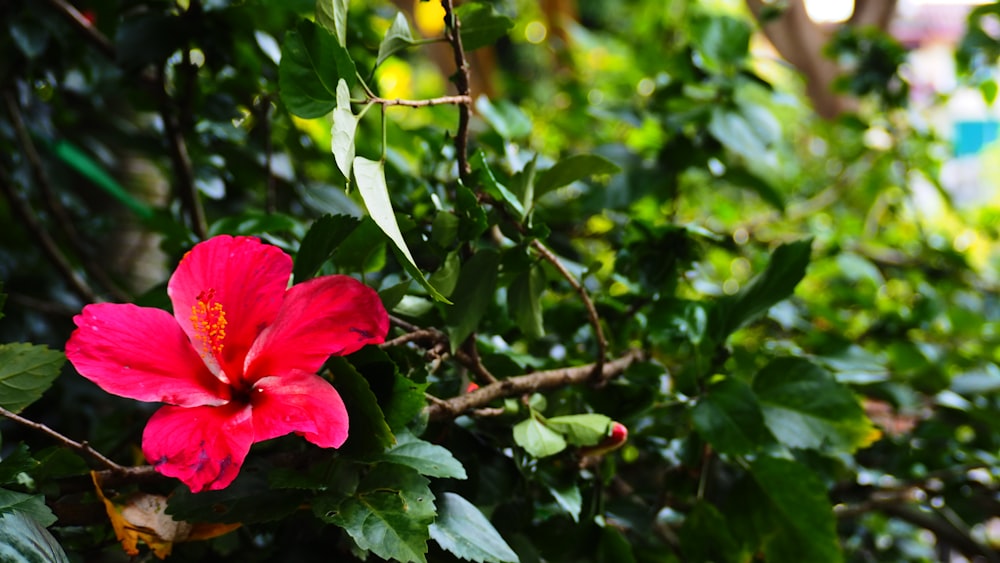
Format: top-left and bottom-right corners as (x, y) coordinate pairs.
(535, 154), (621, 197)
(279, 19), (357, 118)
(0, 343), (64, 413)
(376, 13), (416, 69)
(471, 150), (525, 217)
(753, 358), (879, 453)
(691, 377), (772, 455)
(444, 249), (500, 350)
(429, 492), (519, 563)
(378, 431), (467, 479)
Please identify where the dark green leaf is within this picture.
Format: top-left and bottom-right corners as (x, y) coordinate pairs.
(279, 19), (357, 118)
(692, 14), (751, 71)
(0, 510), (69, 563)
(0, 489), (56, 527)
(294, 214), (361, 281)
(753, 358), (878, 452)
(545, 414), (612, 446)
(30, 448), (88, 482)
(208, 210), (301, 237)
(535, 154), (621, 197)
(507, 264), (546, 339)
(316, 0), (349, 47)
(471, 151), (525, 217)
(430, 492), (519, 563)
(597, 525), (636, 563)
(378, 431), (467, 479)
(445, 249), (500, 350)
(0, 444), (37, 486)
(167, 471), (307, 524)
(456, 3), (514, 51)
(544, 480), (582, 522)
(679, 501), (743, 563)
(713, 239), (812, 341)
(430, 251), (462, 298)
(512, 416), (566, 458)
(0, 343), (64, 413)
(691, 377), (772, 455)
(327, 357), (395, 455)
(325, 464), (436, 563)
(376, 13), (416, 68)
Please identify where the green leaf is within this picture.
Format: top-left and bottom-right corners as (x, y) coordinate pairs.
(0, 343), (64, 413)
(713, 239), (812, 341)
(535, 154), (621, 197)
(691, 377), (772, 456)
(444, 249), (500, 350)
(316, 0), (349, 47)
(279, 19), (357, 118)
(429, 251), (462, 298)
(545, 414), (612, 446)
(294, 214), (362, 281)
(354, 157), (449, 302)
(722, 167), (785, 212)
(376, 12), (416, 69)
(327, 356), (395, 455)
(748, 457), (842, 563)
(378, 431), (467, 479)
(332, 79), (358, 181)
(0, 444), (37, 486)
(679, 501), (743, 563)
(597, 525), (637, 563)
(0, 510), (69, 563)
(456, 3), (514, 51)
(325, 464), (436, 563)
(753, 358), (878, 453)
(507, 264), (546, 339)
(456, 182), (489, 241)
(513, 416), (567, 458)
(709, 108), (769, 163)
(0, 489), (56, 527)
(470, 151), (525, 218)
(475, 97), (531, 140)
(544, 480), (582, 522)
(430, 492), (519, 563)
(692, 14), (751, 71)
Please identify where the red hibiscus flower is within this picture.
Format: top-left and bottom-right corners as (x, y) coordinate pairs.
(66, 235), (389, 492)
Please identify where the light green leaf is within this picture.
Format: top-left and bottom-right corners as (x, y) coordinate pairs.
(753, 358), (878, 453)
(456, 3), (514, 51)
(353, 157), (448, 302)
(331, 79), (358, 180)
(545, 414), (612, 446)
(0, 489), (56, 527)
(507, 264), (546, 340)
(0, 510), (69, 563)
(279, 19), (357, 118)
(378, 431), (467, 479)
(429, 492), (519, 563)
(691, 377), (772, 455)
(535, 154), (621, 197)
(0, 343), (64, 414)
(444, 249), (500, 350)
(326, 464), (435, 563)
(545, 480), (582, 522)
(475, 96), (531, 140)
(709, 108), (769, 163)
(316, 0), (349, 47)
(513, 416), (567, 458)
(376, 12), (416, 69)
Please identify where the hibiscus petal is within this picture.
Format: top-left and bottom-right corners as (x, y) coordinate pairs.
(142, 403), (254, 492)
(66, 303), (228, 407)
(243, 275), (388, 380)
(251, 370), (348, 448)
(168, 235), (292, 380)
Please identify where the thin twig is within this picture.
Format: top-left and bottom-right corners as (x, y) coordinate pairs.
(530, 239), (608, 382)
(462, 337), (498, 384)
(3, 91), (131, 302)
(370, 94), (473, 108)
(441, 0), (473, 184)
(44, 0), (116, 59)
(0, 406), (124, 471)
(0, 165), (98, 304)
(380, 328), (447, 348)
(156, 66), (208, 240)
(426, 349), (644, 421)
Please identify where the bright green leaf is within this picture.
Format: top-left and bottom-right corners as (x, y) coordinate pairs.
(513, 416), (567, 458)
(376, 12), (416, 69)
(378, 431), (467, 479)
(316, 0), (349, 47)
(444, 249), (500, 350)
(691, 377), (772, 455)
(545, 414), (612, 446)
(753, 358), (878, 453)
(456, 3), (514, 51)
(535, 154), (621, 197)
(279, 19), (357, 118)
(507, 264), (546, 339)
(0, 343), (64, 414)
(0, 489), (56, 527)
(430, 492), (519, 563)
(332, 79), (358, 181)
(475, 97), (531, 140)
(0, 510), (69, 563)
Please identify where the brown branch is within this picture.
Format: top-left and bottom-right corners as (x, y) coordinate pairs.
(0, 406), (124, 472)
(462, 337), (498, 384)
(530, 239), (608, 382)
(372, 94), (472, 108)
(3, 91), (131, 302)
(426, 349), (644, 421)
(156, 67), (208, 240)
(850, 0), (899, 29)
(44, 0), (116, 59)
(0, 165), (99, 304)
(441, 0), (473, 184)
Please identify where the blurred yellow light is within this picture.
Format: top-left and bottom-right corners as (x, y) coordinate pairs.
(414, 0), (446, 36)
(525, 21), (547, 44)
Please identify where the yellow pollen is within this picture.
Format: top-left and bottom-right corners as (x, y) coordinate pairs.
(190, 289), (227, 357)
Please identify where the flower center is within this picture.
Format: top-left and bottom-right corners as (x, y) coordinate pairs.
(190, 288), (227, 358)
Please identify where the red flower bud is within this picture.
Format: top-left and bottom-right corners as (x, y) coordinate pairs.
(579, 421), (629, 457)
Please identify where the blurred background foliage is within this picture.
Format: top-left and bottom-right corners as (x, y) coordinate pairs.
(4, 0), (1000, 561)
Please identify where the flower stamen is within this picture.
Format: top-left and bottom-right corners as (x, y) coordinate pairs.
(190, 289), (227, 357)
